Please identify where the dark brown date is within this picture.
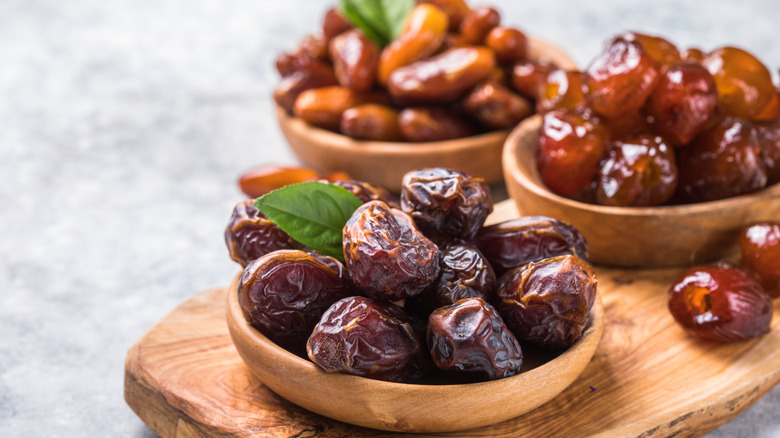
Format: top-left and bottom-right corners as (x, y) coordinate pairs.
(595, 134), (678, 207)
(388, 47), (496, 103)
(322, 7), (352, 40)
(329, 29), (380, 92)
(740, 223), (780, 298)
(307, 296), (429, 382)
(398, 107), (477, 142)
(463, 81), (533, 129)
(497, 255), (597, 349)
(401, 168), (493, 242)
(668, 262), (772, 342)
(225, 200), (299, 266)
(343, 200), (440, 301)
(676, 117), (767, 203)
(340, 104), (402, 141)
(427, 298), (523, 381)
(330, 179), (401, 209)
(238, 250), (352, 352)
(474, 216), (589, 276)
(406, 241), (496, 316)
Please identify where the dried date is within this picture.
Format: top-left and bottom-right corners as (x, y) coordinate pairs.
(343, 200), (440, 301)
(400, 168), (493, 242)
(427, 298), (523, 381)
(496, 255), (597, 349)
(238, 250), (352, 352)
(225, 200), (300, 266)
(307, 296), (429, 382)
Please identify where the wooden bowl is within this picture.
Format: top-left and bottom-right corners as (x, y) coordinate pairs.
(503, 115), (780, 268)
(277, 38), (577, 192)
(226, 273), (605, 433)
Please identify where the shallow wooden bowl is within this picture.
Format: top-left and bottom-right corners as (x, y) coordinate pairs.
(277, 38), (577, 192)
(226, 273), (605, 433)
(503, 115), (780, 268)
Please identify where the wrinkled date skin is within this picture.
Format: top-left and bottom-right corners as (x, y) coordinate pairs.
(464, 81), (533, 129)
(330, 178), (400, 209)
(740, 223), (780, 297)
(585, 37), (660, 119)
(398, 107), (477, 142)
(225, 200), (300, 266)
(595, 134), (679, 207)
(378, 4), (449, 86)
(238, 250), (353, 352)
(401, 167), (493, 242)
(340, 103), (402, 141)
(474, 216), (589, 276)
(676, 117), (767, 203)
(406, 241), (496, 316)
(388, 47), (496, 103)
(343, 200), (440, 301)
(307, 296), (429, 382)
(646, 62), (718, 146)
(536, 109), (608, 197)
(427, 298), (523, 381)
(496, 255), (597, 349)
(668, 262), (772, 342)
(329, 29), (380, 92)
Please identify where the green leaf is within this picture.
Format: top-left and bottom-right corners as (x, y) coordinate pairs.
(254, 182), (363, 261)
(339, 0), (415, 47)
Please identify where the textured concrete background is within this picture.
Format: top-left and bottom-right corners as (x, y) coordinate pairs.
(1, 0), (779, 436)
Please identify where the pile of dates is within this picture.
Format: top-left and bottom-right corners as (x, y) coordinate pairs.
(226, 168), (597, 383)
(534, 31), (780, 206)
(275, 0), (558, 142)
(668, 222), (779, 342)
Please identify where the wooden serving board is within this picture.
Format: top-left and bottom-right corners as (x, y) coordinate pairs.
(125, 202), (780, 438)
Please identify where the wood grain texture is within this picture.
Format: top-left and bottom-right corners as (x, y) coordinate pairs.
(125, 201), (780, 437)
(278, 38), (577, 193)
(502, 115), (780, 268)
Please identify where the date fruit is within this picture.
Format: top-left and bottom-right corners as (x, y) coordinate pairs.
(668, 262), (772, 342)
(464, 81), (533, 129)
(238, 250), (352, 351)
(330, 178), (400, 209)
(406, 241), (496, 316)
(703, 47), (774, 119)
(340, 104), (402, 141)
(401, 167), (493, 242)
(428, 298), (523, 381)
(329, 29), (380, 92)
(740, 223), (780, 298)
(307, 296), (428, 382)
(397, 107), (477, 142)
(474, 216), (589, 276)
(497, 254), (597, 349)
(343, 200), (440, 301)
(225, 200), (300, 266)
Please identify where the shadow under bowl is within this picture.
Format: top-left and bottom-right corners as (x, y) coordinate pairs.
(502, 114), (780, 268)
(226, 273), (605, 433)
(277, 38), (577, 193)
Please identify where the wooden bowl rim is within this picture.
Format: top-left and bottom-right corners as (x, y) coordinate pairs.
(504, 114), (780, 218)
(276, 36), (578, 156)
(226, 272), (605, 393)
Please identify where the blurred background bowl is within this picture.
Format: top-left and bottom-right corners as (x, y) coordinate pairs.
(278, 38), (576, 192)
(503, 115), (780, 268)
(226, 273), (604, 433)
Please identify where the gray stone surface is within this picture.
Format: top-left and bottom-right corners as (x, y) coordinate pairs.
(1, 0), (779, 436)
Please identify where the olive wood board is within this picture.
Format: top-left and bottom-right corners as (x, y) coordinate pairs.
(125, 201), (780, 438)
